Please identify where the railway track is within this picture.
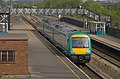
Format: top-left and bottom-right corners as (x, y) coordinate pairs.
(32, 15), (120, 67)
(92, 45), (120, 68)
(37, 16), (120, 61)
(21, 15), (106, 79)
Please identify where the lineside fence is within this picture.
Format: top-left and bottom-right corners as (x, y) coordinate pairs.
(60, 17), (120, 39)
(106, 27), (120, 39)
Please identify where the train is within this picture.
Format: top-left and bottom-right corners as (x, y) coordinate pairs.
(37, 18), (92, 64)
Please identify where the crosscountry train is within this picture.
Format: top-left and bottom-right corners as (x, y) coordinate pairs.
(37, 18), (92, 64)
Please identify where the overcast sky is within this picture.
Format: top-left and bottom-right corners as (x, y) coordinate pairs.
(2, 0), (47, 1)
(3, 0), (16, 1)
(3, 0), (106, 1)
(4, 0), (118, 2)
(83, 0), (106, 2)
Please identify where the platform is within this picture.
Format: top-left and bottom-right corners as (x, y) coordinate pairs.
(7, 15), (91, 79)
(54, 17), (120, 51)
(73, 26), (120, 51)
(91, 34), (120, 51)
(68, 23), (120, 51)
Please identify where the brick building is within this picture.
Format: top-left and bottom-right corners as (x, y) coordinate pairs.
(0, 33), (28, 75)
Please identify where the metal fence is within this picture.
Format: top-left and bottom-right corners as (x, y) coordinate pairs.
(61, 17), (120, 39)
(60, 17), (84, 28)
(106, 27), (120, 39)
(11, 7), (111, 27)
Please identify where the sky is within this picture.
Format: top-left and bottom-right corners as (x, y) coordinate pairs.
(3, 0), (119, 3)
(83, 0), (106, 2)
(3, 0), (43, 1)
(3, 0), (106, 1)
(3, 0), (16, 2)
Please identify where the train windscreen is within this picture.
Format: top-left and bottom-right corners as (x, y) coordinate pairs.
(72, 37), (89, 48)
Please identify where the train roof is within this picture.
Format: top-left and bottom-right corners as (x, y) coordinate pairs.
(39, 18), (81, 36)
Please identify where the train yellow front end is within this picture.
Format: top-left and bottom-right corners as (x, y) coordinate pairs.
(68, 32), (92, 63)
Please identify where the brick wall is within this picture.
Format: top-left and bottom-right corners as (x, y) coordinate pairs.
(0, 40), (28, 75)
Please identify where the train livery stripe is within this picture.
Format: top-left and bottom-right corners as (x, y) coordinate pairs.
(72, 35), (88, 37)
(72, 48), (89, 54)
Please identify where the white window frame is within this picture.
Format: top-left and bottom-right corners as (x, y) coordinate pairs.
(0, 50), (15, 62)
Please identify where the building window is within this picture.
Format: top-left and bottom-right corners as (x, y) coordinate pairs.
(0, 50), (15, 62)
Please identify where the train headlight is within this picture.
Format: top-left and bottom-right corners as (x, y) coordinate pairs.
(70, 50), (74, 54)
(87, 50), (91, 54)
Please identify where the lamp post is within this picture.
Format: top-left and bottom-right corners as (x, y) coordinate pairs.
(79, 6), (82, 15)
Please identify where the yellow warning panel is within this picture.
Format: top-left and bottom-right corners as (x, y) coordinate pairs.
(72, 48), (89, 54)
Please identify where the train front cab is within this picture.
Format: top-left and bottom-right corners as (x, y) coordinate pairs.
(68, 32), (92, 64)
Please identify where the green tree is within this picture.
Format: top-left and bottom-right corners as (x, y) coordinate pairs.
(83, 0), (104, 14)
(83, 1), (120, 28)
(42, 0), (83, 8)
(0, 0), (4, 5)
